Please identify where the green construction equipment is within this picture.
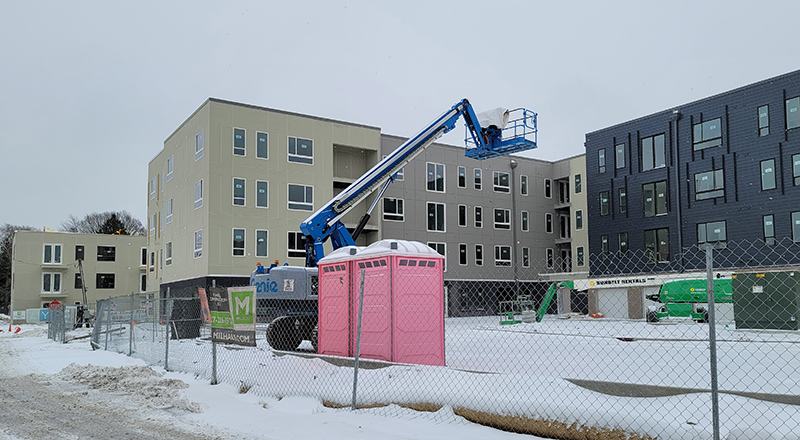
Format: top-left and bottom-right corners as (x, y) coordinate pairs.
(645, 278), (732, 322)
(535, 280), (574, 323)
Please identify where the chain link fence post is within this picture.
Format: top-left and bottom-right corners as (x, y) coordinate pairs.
(351, 269), (366, 411)
(164, 287), (171, 371)
(704, 244), (721, 440)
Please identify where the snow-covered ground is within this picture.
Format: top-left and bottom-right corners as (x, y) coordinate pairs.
(2, 314), (799, 440)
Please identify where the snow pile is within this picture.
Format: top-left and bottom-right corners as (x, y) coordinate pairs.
(57, 363), (201, 413)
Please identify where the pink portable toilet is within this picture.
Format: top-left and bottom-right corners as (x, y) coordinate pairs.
(317, 246), (361, 357)
(354, 240), (445, 366)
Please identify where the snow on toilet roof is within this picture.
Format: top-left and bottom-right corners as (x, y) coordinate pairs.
(317, 245), (364, 264)
(359, 239), (442, 258)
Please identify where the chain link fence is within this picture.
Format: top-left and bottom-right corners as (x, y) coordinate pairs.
(93, 238), (800, 440)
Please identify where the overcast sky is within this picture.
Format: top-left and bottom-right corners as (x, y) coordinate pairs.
(1, 1), (798, 229)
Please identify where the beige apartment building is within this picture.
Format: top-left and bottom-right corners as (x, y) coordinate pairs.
(147, 98), (383, 297)
(10, 231), (147, 319)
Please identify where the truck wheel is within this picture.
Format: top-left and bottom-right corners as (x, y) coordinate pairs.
(311, 325), (318, 353)
(646, 310), (659, 323)
(266, 316), (302, 351)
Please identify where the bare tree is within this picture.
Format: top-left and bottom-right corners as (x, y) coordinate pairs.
(0, 224), (36, 314)
(60, 211), (145, 235)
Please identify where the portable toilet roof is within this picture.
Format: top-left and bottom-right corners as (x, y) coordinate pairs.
(317, 245), (364, 264)
(357, 239), (442, 259)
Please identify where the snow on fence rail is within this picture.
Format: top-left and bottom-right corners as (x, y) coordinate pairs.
(92, 239), (800, 440)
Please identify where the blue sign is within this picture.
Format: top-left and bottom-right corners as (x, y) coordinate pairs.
(39, 309), (50, 322)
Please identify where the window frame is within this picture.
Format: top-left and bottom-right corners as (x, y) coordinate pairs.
(426, 162), (445, 192)
(287, 183), (314, 211)
(256, 230), (269, 258)
(458, 204), (467, 227)
(474, 206), (483, 228)
(427, 242), (446, 272)
(166, 198), (173, 223)
(167, 155), (174, 181)
(165, 241), (172, 265)
(427, 202), (446, 232)
(640, 133), (666, 171)
(599, 191), (609, 216)
(42, 272), (62, 294)
(287, 231), (307, 259)
(644, 228), (670, 263)
(544, 178), (552, 198)
(193, 229), (203, 259)
(473, 168), (482, 190)
(457, 166), (466, 188)
(383, 197), (405, 222)
(494, 245), (511, 267)
(618, 232), (629, 257)
(194, 179), (203, 209)
(256, 180), (269, 208)
(520, 175), (528, 196)
(761, 159), (776, 191)
(96, 273), (115, 289)
(256, 131), (269, 159)
(493, 171), (510, 193)
(521, 210), (529, 232)
(615, 143), (625, 169)
(522, 247), (530, 268)
(42, 243), (62, 264)
(493, 208), (511, 230)
(475, 244), (483, 266)
(598, 148), (606, 173)
(232, 228), (245, 257)
(786, 96), (800, 131)
(694, 169), (725, 200)
(576, 246), (585, 267)
(618, 187), (627, 214)
(643, 180), (668, 217)
(546, 248), (554, 269)
(233, 177), (246, 207)
(692, 118), (722, 151)
(233, 127), (246, 156)
(793, 153), (800, 186)
(195, 129), (204, 160)
(96, 245), (116, 262)
(459, 243), (468, 266)
(697, 220), (727, 246)
(287, 136), (314, 164)
(574, 174), (582, 194)
(758, 105), (769, 136)
(575, 210), (583, 230)
(545, 213), (553, 234)
(792, 211), (800, 243)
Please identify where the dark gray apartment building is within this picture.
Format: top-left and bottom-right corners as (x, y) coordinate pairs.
(584, 69), (800, 275)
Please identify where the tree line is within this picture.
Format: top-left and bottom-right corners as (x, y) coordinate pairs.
(0, 211), (145, 314)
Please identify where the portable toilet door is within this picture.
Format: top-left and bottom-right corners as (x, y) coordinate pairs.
(350, 256), (392, 362)
(317, 247), (360, 357)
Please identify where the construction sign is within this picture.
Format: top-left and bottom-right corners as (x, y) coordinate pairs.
(209, 286), (256, 347)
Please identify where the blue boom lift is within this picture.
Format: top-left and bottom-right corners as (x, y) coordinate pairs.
(251, 99), (539, 351)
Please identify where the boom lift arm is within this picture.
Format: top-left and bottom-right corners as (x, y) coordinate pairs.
(300, 98), (538, 267)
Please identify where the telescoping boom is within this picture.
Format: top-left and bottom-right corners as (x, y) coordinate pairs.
(299, 98), (538, 267)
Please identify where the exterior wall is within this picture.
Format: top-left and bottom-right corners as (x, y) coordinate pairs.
(585, 69), (800, 275)
(10, 231), (146, 314)
(379, 134), (570, 279)
(147, 98), (382, 293)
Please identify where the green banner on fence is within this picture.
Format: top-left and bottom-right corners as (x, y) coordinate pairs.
(210, 287), (256, 346)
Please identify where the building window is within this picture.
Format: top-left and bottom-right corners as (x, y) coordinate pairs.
(546, 248), (554, 269)
(692, 118), (722, 150)
(545, 213), (553, 233)
(194, 230), (203, 259)
(793, 154), (800, 186)
(494, 245), (511, 266)
(493, 171), (510, 193)
(149, 214), (155, 237)
(615, 143), (625, 169)
(598, 148), (606, 173)
(643, 181), (668, 217)
(42, 273), (61, 293)
(786, 96), (800, 130)
(165, 242), (172, 265)
(426, 162), (445, 192)
(522, 247), (530, 268)
(641, 134), (666, 171)
(521, 211), (529, 232)
(232, 228), (245, 256)
(194, 180), (203, 209)
(43, 244), (62, 264)
(494, 208), (510, 230)
(574, 174), (582, 194)
(459, 243), (468, 265)
(544, 178), (552, 198)
(758, 105), (769, 136)
(195, 129), (204, 160)
(698, 221), (727, 246)
(149, 177), (156, 200)
(792, 211), (800, 242)
(520, 175), (528, 195)
(97, 246), (115, 262)
(167, 155), (174, 181)
(159, 210), (163, 234)
(288, 184), (313, 211)
(75, 273), (83, 289)
(428, 242), (446, 271)
(458, 205), (467, 227)
(230, 178), (245, 206)
(600, 235), (609, 258)
(458, 166), (466, 188)
(257, 132), (268, 159)
(475, 244), (483, 266)
(140, 274), (146, 292)
(473, 168), (482, 190)
(474, 206), (483, 228)
(618, 232), (629, 257)
(288, 136), (313, 164)
(256, 181), (269, 208)
(288, 232), (306, 258)
(763, 215), (775, 246)
(761, 159), (776, 190)
(575, 210), (583, 230)
(695, 169), (725, 200)
(383, 198), (404, 221)
(645, 228), (670, 263)
(427, 202), (446, 232)
(96, 273), (115, 289)
(150, 251), (155, 271)
(256, 230), (268, 257)
(75, 245), (84, 261)
(576, 246), (585, 267)
(599, 191), (609, 216)
(164, 198), (172, 224)
(395, 167), (404, 181)
(618, 188), (627, 214)
(233, 128), (245, 156)
(141, 248), (147, 266)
